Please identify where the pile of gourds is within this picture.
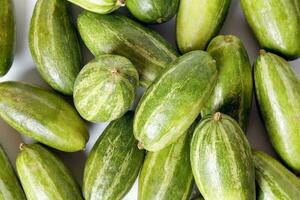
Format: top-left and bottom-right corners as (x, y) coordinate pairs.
(0, 0), (299, 199)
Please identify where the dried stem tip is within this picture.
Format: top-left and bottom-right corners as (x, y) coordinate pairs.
(259, 49), (267, 55)
(111, 68), (119, 74)
(224, 35), (233, 43)
(137, 142), (144, 150)
(117, 0), (126, 6)
(19, 143), (26, 151)
(213, 112), (222, 121)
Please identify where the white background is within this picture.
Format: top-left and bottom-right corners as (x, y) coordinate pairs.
(0, 0), (299, 199)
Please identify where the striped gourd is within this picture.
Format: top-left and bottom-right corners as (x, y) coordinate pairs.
(74, 55), (139, 122)
(294, 0), (300, 16)
(254, 51), (300, 172)
(240, 0), (300, 59)
(0, 145), (26, 200)
(126, 0), (180, 24)
(190, 113), (255, 200)
(77, 12), (178, 88)
(16, 143), (83, 200)
(67, 0), (125, 14)
(0, 0), (15, 77)
(176, 0), (231, 53)
(0, 81), (89, 152)
(254, 150), (300, 200)
(138, 125), (195, 200)
(201, 35), (253, 131)
(83, 112), (145, 200)
(134, 51), (217, 152)
(29, 0), (82, 95)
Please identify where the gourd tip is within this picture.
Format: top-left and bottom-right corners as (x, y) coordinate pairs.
(137, 142), (144, 150)
(19, 143), (26, 151)
(224, 35), (232, 43)
(213, 112), (222, 121)
(157, 18), (163, 23)
(259, 49), (267, 55)
(111, 68), (119, 75)
(117, 0), (126, 6)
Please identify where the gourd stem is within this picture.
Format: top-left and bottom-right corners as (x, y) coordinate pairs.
(259, 49), (267, 55)
(224, 35), (232, 43)
(111, 68), (119, 76)
(117, 0), (126, 6)
(213, 112), (222, 121)
(19, 143), (26, 151)
(137, 142), (144, 150)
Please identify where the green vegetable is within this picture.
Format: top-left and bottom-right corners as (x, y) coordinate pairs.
(74, 55), (139, 122)
(0, 145), (26, 200)
(16, 143), (82, 200)
(254, 150), (300, 200)
(0, 0), (15, 77)
(0, 81), (89, 152)
(191, 113), (255, 200)
(201, 35), (253, 131)
(254, 51), (300, 172)
(134, 50), (217, 152)
(83, 112), (145, 200)
(68, 0), (125, 14)
(77, 12), (178, 87)
(29, 0), (82, 95)
(138, 125), (195, 200)
(176, 0), (231, 53)
(240, 0), (300, 59)
(126, 0), (179, 24)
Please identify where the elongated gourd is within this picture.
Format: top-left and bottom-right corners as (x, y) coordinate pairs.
(254, 150), (300, 200)
(126, 0), (179, 24)
(68, 0), (124, 14)
(83, 112), (145, 200)
(74, 55), (139, 122)
(176, 0), (231, 53)
(201, 35), (253, 131)
(138, 125), (195, 200)
(240, 0), (300, 59)
(190, 113), (255, 200)
(16, 144), (83, 200)
(134, 51), (217, 152)
(0, 81), (89, 152)
(29, 0), (82, 95)
(77, 12), (178, 88)
(254, 51), (300, 172)
(0, 145), (26, 200)
(0, 0), (15, 77)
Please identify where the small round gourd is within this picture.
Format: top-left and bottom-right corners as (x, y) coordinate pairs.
(74, 55), (139, 122)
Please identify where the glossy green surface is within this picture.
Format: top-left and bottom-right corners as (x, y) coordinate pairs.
(0, 145), (25, 200)
(16, 144), (82, 200)
(0, 0), (15, 77)
(241, 0), (300, 59)
(29, 0), (82, 95)
(176, 0), (231, 53)
(68, 0), (124, 14)
(126, 0), (179, 24)
(74, 55), (139, 122)
(77, 12), (178, 87)
(138, 125), (195, 200)
(191, 113), (255, 200)
(0, 81), (89, 152)
(254, 151), (300, 200)
(201, 35), (253, 131)
(254, 51), (300, 172)
(83, 112), (145, 200)
(134, 51), (217, 152)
